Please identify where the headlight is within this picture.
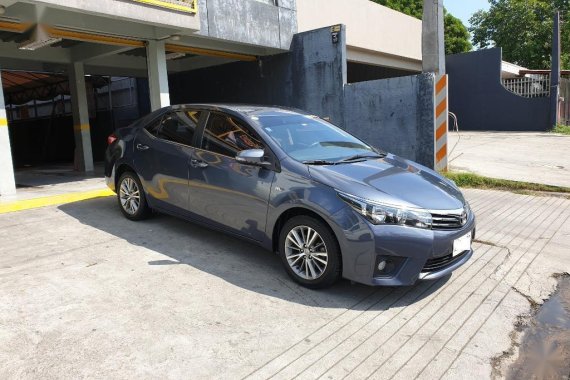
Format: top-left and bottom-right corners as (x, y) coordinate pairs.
(338, 191), (432, 229)
(464, 201), (471, 217)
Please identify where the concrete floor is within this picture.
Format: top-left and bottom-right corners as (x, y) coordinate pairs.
(1, 189), (569, 379)
(448, 132), (570, 188)
(0, 164), (107, 203)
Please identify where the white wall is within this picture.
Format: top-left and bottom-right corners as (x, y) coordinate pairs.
(297, 0), (422, 71)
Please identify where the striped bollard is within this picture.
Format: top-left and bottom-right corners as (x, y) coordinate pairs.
(434, 74), (448, 171)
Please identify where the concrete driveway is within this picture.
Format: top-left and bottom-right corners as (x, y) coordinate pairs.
(1, 190), (569, 379)
(448, 132), (570, 188)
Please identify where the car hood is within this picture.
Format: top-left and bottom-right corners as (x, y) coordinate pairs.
(308, 154), (466, 210)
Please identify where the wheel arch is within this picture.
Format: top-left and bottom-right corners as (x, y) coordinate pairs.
(115, 163), (137, 189)
(271, 207), (342, 264)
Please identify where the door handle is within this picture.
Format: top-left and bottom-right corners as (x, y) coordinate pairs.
(136, 143), (149, 151)
(190, 159), (208, 168)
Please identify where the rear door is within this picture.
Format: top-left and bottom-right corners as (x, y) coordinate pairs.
(188, 111), (275, 241)
(133, 110), (202, 215)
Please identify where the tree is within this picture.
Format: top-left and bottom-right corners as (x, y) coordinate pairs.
(372, 0), (472, 55)
(470, 0), (569, 69)
(445, 12), (473, 55)
(374, 0), (423, 18)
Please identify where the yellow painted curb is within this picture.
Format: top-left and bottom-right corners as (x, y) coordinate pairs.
(0, 189), (115, 214)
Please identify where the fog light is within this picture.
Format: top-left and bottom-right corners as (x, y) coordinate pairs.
(374, 256), (406, 278)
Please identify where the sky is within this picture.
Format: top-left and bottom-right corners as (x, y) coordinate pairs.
(444, 0), (490, 27)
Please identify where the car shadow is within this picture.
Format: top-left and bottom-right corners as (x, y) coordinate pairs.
(58, 197), (449, 310)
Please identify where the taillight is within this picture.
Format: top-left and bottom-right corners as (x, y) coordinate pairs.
(107, 133), (118, 145)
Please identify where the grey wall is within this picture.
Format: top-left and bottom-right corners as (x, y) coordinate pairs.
(290, 24), (346, 125)
(170, 25), (437, 168)
(198, 0), (297, 50)
(446, 48), (551, 131)
(170, 25), (346, 126)
(343, 74), (435, 167)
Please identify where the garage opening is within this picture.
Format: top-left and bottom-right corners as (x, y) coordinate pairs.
(2, 71), (148, 188)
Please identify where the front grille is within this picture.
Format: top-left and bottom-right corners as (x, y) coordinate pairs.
(431, 210), (467, 230)
(422, 251), (467, 273)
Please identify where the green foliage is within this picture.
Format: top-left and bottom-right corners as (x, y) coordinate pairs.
(443, 172), (570, 193)
(372, 0), (472, 55)
(470, 0), (570, 69)
(445, 12), (473, 55)
(374, 0), (423, 18)
(553, 124), (570, 135)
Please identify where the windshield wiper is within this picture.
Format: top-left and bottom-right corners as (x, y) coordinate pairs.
(336, 153), (386, 164)
(302, 159), (336, 165)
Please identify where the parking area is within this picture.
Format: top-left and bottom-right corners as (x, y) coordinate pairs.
(1, 189), (569, 379)
(448, 131), (570, 187)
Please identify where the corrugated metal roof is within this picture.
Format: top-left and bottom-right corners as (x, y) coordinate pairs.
(2, 71), (110, 104)
(1, 71), (65, 94)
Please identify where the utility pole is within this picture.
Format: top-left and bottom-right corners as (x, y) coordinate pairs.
(422, 0), (445, 74)
(550, 11), (561, 129)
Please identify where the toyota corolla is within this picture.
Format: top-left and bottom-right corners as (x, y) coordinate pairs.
(105, 104), (475, 288)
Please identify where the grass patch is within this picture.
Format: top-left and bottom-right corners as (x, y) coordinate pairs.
(553, 124), (570, 135)
(443, 172), (570, 194)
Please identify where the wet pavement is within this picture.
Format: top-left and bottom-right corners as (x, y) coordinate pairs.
(507, 276), (570, 380)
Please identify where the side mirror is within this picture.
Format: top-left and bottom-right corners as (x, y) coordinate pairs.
(236, 149), (272, 169)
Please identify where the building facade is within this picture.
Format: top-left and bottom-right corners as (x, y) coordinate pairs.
(0, 0), (436, 196)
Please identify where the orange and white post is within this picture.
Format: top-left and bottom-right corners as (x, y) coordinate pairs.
(434, 74), (448, 171)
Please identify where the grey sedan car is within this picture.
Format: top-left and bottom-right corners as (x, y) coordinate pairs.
(105, 104), (475, 289)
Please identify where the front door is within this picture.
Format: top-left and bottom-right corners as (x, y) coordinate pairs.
(133, 110), (202, 215)
(188, 112), (275, 241)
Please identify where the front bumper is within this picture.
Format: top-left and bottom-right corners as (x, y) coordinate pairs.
(330, 207), (476, 287)
(418, 249), (473, 281)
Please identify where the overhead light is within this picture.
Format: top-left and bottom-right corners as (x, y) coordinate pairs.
(170, 34), (181, 41)
(19, 25), (62, 51)
(165, 52), (186, 60)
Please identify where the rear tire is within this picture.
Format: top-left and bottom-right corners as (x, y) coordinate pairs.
(117, 171), (150, 221)
(278, 215), (341, 289)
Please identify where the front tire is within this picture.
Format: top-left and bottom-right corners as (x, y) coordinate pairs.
(278, 215), (341, 289)
(117, 172), (150, 221)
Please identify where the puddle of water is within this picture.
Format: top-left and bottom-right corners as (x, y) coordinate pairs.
(507, 277), (570, 380)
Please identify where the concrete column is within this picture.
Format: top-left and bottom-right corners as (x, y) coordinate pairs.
(69, 62), (94, 172)
(146, 40), (170, 111)
(422, 0), (445, 74)
(0, 70), (16, 196)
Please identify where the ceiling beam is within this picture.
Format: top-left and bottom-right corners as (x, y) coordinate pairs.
(0, 41), (71, 64)
(0, 19), (32, 33)
(166, 43), (257, 62)
(85, 53), (148, 76)
(70, 43), (138, 62)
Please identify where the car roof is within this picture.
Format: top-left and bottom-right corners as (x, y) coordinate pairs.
(168, 103), (310, 118)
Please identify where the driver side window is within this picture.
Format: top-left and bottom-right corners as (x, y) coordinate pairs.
(201, 113), (264, 157)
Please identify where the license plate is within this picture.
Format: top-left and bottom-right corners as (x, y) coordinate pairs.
(453, 231), (472, 257)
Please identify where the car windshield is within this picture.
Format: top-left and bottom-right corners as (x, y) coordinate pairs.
(255, 113), (378, 163)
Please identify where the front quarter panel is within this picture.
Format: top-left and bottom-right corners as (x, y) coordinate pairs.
(266, 159), (377, 281)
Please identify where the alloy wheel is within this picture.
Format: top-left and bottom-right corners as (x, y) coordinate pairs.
(119, 177), (141, 215)
(285, 225), (328, 280)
